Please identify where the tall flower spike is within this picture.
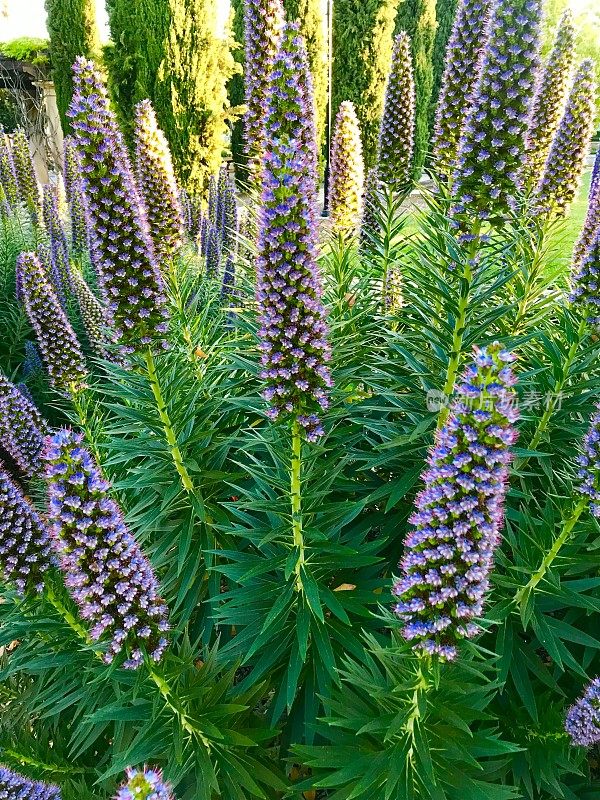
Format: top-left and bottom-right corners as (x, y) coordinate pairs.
(572, 225), (600, 323)
(0, 464), (53, 594)
(393, 343), (519, 660)
(42, 184), (72, 292)
(591, 148), (600, 200)
(243, 0), (285, 173)
(71, 270), (114, 360)
(44, 430), (170, 669)
(377, 32), (416, 188)
(36, 241), (66, 310)
(0, 765), (61, 800)
(17, 252), (87, 393)
(11, 130), (41, 224)
(63, 137), (90, 255)
(221, 255), (235, 301)
(257, 23), (332, 441)
(566, 678), (600, 747)
(116, 767), (174, 800)
(451, 0), (542, 225)
(572, 155), (600, 273)
(23, 340), (43, 378)
(206, 223), (221, 275)
(536, 60), (597, 217)
(522, 10), (576, 189)
(0, 128), (19, 212)
(359, 167), (382, 249)
(328, 101), (365, 239)
(432, 0), (492, 176)
(133, 100), (184, 264)
(575, 402), (600, 515)
(0, 373), (48, 477)
(68, 58), (169, 354)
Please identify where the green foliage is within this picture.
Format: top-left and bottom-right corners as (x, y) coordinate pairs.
(332, 0), (401, 169)
(429, 0), (458, 129)
(0, 90), (19, 133)
(0, 38), (50, 68)
(228, 0), (247, 180)
(45, 0), (100, 133)
(395, 0), (437, 179)
(106, 0), (238, 193)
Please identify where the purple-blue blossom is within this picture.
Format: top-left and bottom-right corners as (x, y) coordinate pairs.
(572, 224), (600, 323)
(0, 764), (61, 800)
(0, 372), (48, 477)
(68, 58), (169, 354)
(565, 678), (600, 747)
(575, 402), (600, 516)
(572, 152), (600, 273)
(256, 23), (332, 440)
(44, 429), (170, 669)
(63, 137), (90, 255)
(115, 767), (174, 800)
(377, 32), (415, 187)
(393, 343), (519, 659)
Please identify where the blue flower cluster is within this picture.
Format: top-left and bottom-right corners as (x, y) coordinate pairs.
(0, 372), (48, 477)
(116, 767), (174, 800)
(0, 765), (61, 800)
(377, 32), (415, 187)
(393, 343), (519, 659)
(565, 678), (600, 747)
(44, 430), (170, 669)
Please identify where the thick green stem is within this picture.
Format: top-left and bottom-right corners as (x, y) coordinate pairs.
(515, 497), (588, 607)
(437, 224), (481, 428)
(144, 348), (194, 493)
(406, 657), (431, 768)
(291, 419), (304, 589)
(147, 667), (212, 750)
(519, 317), (587, 466)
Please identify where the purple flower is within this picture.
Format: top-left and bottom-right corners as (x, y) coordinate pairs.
(11, 129), (41, 224)
(205, 222), (221, 275)
(433, 0), (492, 176)
(359, 167), (382, 249)
(0, 372), (48, 477)
(329, 101), (365, 238)
(22, 340), (43, 378)
(115, 767), (174, 800)
(256, 23), (332, 440)
(572, 151), (600, 273)
(575, 402), (600, 516)
(591, 147), (600, 200)
(0, 127), (19, 212)
(566, 678), (600, 747)
(377, 32), (415, 187)
(243, 0), (285, 172)
(67, 58), (169, 354)
(221, 255), (236, 301)
(536, 60), (597, 217)
(42, 184), (72, 293)
(134, 100), (184, 264)
(63, 137), (90, 255)
(572, 224), (600, 322)
(17, 252), (87, 393)
(451, 0), (542, 224)
(71, 270), (115, 360)
(43, 430), (170, 669)
(521, 10), (576, 189)
(0, 764), (61, 799)
(218, 166), (239, 257)
(393, 343), (519, 660)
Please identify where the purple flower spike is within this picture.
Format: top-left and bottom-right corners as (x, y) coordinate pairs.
(359, 167), (382, 248)
(522, 10), (576, 189)
(377, 33), (415, 188)
(44, 430), (170, 669)
(393, 343), (519, 660)
(0, 764), (61, 799)
(63, 137), (90, 255)
(71, 271), (114, 360)
(116, 766), (174, 800)
(572, 154), (600, 273)
(0, 127), (19, 212)
(591, 148), (600, 200)
(23, 340), (43, 378)
(42, 184), (72, 292)
(256, 23), (332, 441)
(205, 222), (221, 275)
(0, 372), (48, 477)
(575, 402), (600, 515)
(329, 101), (365, 238)
(433, 0), (492, 176)
(11, 130), (41, 224)
(67, 58), (169, 354)
(18, 252), (87, 393)
(35, 241), (67, 310)
(451, 0), (542, 225)
(566, 678), (600, 747)
(221, 255), (235, 301)
(243, 0), (285, 172)
(134, 100), (184, 264)
(572, 225), (600, 323)
(536, 60), (597, 217)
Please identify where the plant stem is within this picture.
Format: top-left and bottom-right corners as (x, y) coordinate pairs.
(518, 316), (587, 467)
(291, 418), (304, 589)
(70, 385), (103, 465)
(144, 348), (194, 493)
(147, 666), (212, 750)
(438, 223), (482, 428)
(515, 497), (588, 607)
(406, 657), (431, 769)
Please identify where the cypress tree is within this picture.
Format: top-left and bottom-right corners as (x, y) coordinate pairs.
(106, 0), (237, 194)
(283, 0), (328, 163)
(332, 0), (401, 170)
(45, 0), (100, 133)
(229, 0), (247, 178)
(429, 0), (458, 128)
(395, 0), (437, 179)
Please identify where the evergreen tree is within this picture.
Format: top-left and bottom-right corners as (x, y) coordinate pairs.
(332, 0), (401, 170)
(395, 0), (437, 179)
(283, 0), (328, 164)
(429, 0), (458, 128)
(228, 0), (247, 179)
(106, 0), (237, 194)
(45, 0), (100, 133)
